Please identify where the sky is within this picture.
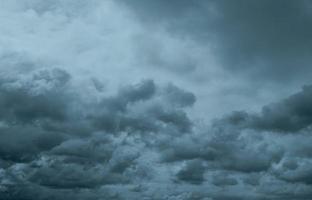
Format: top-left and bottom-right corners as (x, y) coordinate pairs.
(0, 0), (312, 199)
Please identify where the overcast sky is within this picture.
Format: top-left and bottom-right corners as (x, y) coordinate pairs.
(1, 1), (312, 200)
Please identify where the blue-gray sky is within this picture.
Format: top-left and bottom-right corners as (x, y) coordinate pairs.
(1, 1), (312, 199)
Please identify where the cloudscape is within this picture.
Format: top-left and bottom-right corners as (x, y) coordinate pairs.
(1, 1), (312, 199)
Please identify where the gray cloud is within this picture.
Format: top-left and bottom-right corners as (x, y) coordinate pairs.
(1, 1), (312, 200)
(273, 157), (312, 185)
(0, 125), (64, 162)
(0, 67), (199, 199)
(90, 80), (194, 134)
(211, 173), (238, 187)
(175, 159), (205, 184)
(120, 0), (312, 82)
(0, 68), (71, 124)
(219, 85), (312, 133)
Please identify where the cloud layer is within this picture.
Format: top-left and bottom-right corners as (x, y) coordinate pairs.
(1, 66), (312, 200)
(1, 1), (312, 200)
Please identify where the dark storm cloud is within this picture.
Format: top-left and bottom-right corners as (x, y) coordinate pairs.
(17, 134), (139, 190)
(91, 80), (194, 134)
(160, 128), (283, 173)
(2, 1), (312, 199)
(0, 184), (121, 200)
(211, 173), (238, 187)
(254, 85), (312, 132)
(220, 85), (312, 132)
(117, 79), (156, 105)
(272, 157), (312, 185)
(93, 79), (156, 120)
(242, 173), (261, 186)
(0, 67), (199, 199)
(163, 83), (196, 108)
(0, 68), (70, 123)
(0, 69), (72, 162)
(0, 60), (311, 200)
(120, 0), (312, 81)
(154, 84), (312, 193)
(51, 136), (115, 163)
(175, 159), (205, 184)
(0, 126), (64, 162)
(151, 82), (312, 199)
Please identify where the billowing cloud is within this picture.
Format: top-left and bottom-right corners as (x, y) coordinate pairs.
(1, 1), (312, 200)
(0, 67), (198, 199)
(219, 85), (312, 133)
(1, 68), (312, 200)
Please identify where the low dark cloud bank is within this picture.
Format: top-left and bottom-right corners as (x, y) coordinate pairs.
(1, 1), (312, 200)
(0, 67), (197, 199)
(0, 67), (312, 200)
